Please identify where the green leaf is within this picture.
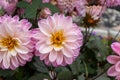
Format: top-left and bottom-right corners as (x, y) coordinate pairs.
(0, 9), (5, 16)
(78, 74), (85, 80)
(95, 73), (110, 80)
(0, 69), (15, 77)
(86, 36), (108, 61)
(17, 1), (30, 8)
(57, 69), (72, 80)
(22, 0), (41, 19)
(24, 5), (37, 19)
(40, 3), (59, 13)
(29, 73), (50, 80)
(33, 57), (49, 73)
(70, 57), (81, 75)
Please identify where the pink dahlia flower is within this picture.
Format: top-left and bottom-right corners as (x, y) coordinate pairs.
(99, 0), (120, 7)
(0, 15), (33, 70)
(83, 5), (106, 20)
(57, 0), (87, 13)
(0, 0), (18, 15)
(42, 0), (50, 3)
(82, 5), (106, 27)
(33, 13), (83, 67)
(107, 42), (120, 79)
(106, 0), (120, 7)
(39, 7), (52, 19)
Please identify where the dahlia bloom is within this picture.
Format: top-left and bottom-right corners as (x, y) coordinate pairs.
(82, 5), (106, 27)
(42, 0), (50, 3)
(105, 0), (120, 7)
(0, 0), (18, 15)
(83, 5), (105, 20)
(33, 13), (83, 67)
(57, 0), (87, 13)
(0, 15), (33, 70)
(39, 7), (52, 19)
(107, 42), (120, 79)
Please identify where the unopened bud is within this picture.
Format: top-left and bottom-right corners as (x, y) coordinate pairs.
(39, 7), (51, 19)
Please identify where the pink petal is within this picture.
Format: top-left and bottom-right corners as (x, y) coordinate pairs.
(18, 54), (29, 60)
(49, 51), (57, 62)
(62, 47), (73, 58)
(47, 16), (56, 28)
(54, 46), (63, 51)
(64, 57), (73, 64)
(56, 52), (63, 65)
(11, 57), (19, 67)
(38, 20), (52, 36)
(3, 53), (10, 69)
(65, 35), (78, 42)
(115, 61), (120, 72)
(107, 55), (120, 64)
(17, 56), (26, 65)
(0, 24), (8, 38)
(0, 52), (4, 63)
(107, 65), (119, 76)
(15, 45), (29, 54)
(38, 43), (53, 54)
(33, 32), (47, 41)
(8, 50), (17, 56)
(40, 54), (48, 60)
(64, 42), (79, 49)
(111, 42), (120, 55)
(4, 23), (14, 36)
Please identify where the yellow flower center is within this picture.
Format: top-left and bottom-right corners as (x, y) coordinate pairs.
(0, 37), (18, 50)
(51, 30), (65, 47)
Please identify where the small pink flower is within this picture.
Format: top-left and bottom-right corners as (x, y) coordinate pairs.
(39, 7), (52, 19)
(82, 5), (106, 27)
(0, 0), (18, 15)
(83, 5), (106, 20)
(0, 15), (33, 70)
(33, 13), (83, 67)
(57, 0), (87, 13)
(42, 0), (50, 3)
(105, 0), (120, 7)
(24, 0), (32, 3)
(107, 42), (120, 80)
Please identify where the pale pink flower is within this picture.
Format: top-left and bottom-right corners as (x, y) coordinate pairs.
(33, 13), (83, 67)
(0, 15), (33, 70)
(106, 0), (120, 7)
(57, 0), (87, 13)
(107, 42), (120, 80)
(39, 7), (52, 19)
(83, 5), (106, 20)
(24, 0), (32, 3)
(100, 0), (120, 7)
(82, 5), (106, 27)
(42, 0), (50, 3)
(0, 0), (18, 15)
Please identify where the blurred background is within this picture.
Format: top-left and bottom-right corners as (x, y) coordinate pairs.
(99, 6), (120, 30)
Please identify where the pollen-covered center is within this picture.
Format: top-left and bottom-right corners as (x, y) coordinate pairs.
(51, 30), (65, 47)
(1, 37), (18, 50)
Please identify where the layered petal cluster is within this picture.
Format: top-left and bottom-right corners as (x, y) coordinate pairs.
(107, 42), (120, 80)
(82, 5), (106, 27)
(33, 13), (83, 67)
(83, 5), (105, 20)
(42, 0), (50, 3)
(0, 15), (33, 70)
(42, 0), (87, 14)
(57, 0), (87, 13)
(0, 0), (18, 15)
(105, 0), (120, 7)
